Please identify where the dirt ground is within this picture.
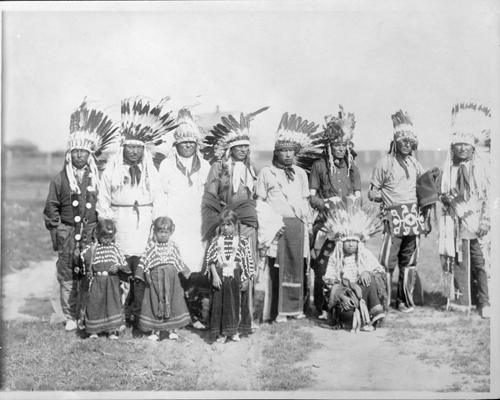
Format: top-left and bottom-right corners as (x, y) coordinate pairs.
(0, 259), (481, 393)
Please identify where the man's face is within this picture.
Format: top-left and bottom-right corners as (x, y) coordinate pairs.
(395, 138), (413, 156)
(71, 149), (90, 169)
(276, 148), (295, 166)
(230, 145), (250, 161)
(342, 239), (359, 255)
(176, 141), (197, 158)
(330, 141), (347, 159)
(452, 142), (474, 162)
(123, 144), (144, 164)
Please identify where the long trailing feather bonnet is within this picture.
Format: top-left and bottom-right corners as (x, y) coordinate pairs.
(107, 96), (177, 192)
(65, 99), (119, 194)
(200, 106), (269, 164)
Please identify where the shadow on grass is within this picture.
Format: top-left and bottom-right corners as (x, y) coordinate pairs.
(383, 304), (490, 393)
(18, 297), (53, 319)
(256, 322), (315, 390)
(422, 290), (447, 309)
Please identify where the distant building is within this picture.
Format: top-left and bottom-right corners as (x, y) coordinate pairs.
(5, 139), (40, 156)
(195, 105), (240, 135)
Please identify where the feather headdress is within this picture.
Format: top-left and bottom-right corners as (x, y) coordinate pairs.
(311, 105), (359, 176)
(323, 198), (382, 242)
(451, 102), (491, 151)
(67, 99), (119, 156)
(391, 109), (417, 143)
(275, 112), (319, 152)
(440, 101), (491, 202)
(323, 105), (356, 144)
(173, 108), (202, 144)
(120, 97), (177, 146)
(201, 106), (269, 164)
(65, 99), (119, 194)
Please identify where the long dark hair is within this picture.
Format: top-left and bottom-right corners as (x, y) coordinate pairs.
(217, 209), (241, 237)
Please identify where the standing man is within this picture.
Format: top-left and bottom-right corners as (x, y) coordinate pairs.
(158, 108), (210, 329)
(438, 102), (490, 318)
(44, 100), (118, 331)
(97, 97), (176, 325)
(368, 110), (425, 313)
(308, 105), (361, 320)
(256, 112), (318, 322)
(201, 107), (268, 334)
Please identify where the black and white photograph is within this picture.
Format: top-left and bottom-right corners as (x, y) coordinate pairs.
(1, 0), (499, 398)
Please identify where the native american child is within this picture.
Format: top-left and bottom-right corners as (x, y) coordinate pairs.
(322, 199), (386, 332)
(200, 106), (268, 334)
(368, 110), (436, 313)
(81, 219), (128, 339)
(204, 210), (255, 343)
(158, 108), (211, 330)
(256, 112), (318, 322)
(97, 97), (176, 325)
(134, 217), (192, 341)
(43, 99), (119, 331)
(438, 102), (491, 318)
(308, 105), (362, 320)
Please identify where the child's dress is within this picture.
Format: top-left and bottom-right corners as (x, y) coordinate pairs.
(205, 235), (255, 338)
(81, 243), (127, 334)
(135, 240), (191, 332)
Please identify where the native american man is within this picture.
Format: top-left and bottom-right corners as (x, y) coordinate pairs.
(309, 106), (361, 320)
(438, 102), (491, 318)
(97, 97), (175, 324)
(256, 112), (317, 322)
(44, 100), (118, 331)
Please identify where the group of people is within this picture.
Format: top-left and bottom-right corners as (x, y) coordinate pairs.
(43, 97), (492, 343)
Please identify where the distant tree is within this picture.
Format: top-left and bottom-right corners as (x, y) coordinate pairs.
(5, 139), (40, 155)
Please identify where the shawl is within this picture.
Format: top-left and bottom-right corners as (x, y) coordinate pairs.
(201, 192), (258, 241)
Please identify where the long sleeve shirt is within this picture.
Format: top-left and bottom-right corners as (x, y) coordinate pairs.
(370, 154), (423, 207)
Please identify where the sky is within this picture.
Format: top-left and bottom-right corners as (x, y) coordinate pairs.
(2, 0), (499, 152)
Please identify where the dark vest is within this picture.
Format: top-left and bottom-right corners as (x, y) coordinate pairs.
(58, 169), (98, 227)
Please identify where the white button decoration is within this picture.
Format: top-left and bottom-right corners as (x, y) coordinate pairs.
(75, 234), (81, 241)
(72, 200), (79, 207)
(74, 216), (81, 223)
(86, 203), (92, 209)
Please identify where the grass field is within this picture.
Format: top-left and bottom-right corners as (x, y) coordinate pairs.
(2, 155), (62, 274)
(1, 150), (490, 393)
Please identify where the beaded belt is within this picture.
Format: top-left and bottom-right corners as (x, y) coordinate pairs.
(93, 271), (109, 276)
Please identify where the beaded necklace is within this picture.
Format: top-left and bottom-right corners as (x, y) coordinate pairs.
(216, 235), (239, 277)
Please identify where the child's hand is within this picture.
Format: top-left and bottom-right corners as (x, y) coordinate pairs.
(258, 247), (268, 259)
(274, 227), (285, 240)
(108, 264), (119, 274)
(212, 274), (222, 290)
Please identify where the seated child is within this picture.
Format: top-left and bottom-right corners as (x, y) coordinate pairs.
(204, 210), (255, 343)
(81, 219), (129, 339)
(322, 202), (387, 332)
(134, 216), (192, 341)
